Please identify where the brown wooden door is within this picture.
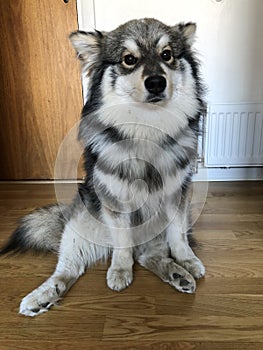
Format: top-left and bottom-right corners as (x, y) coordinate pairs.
(0, 0), (83, 180)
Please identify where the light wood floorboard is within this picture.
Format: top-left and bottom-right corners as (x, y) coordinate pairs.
(0, 182), (263, 349)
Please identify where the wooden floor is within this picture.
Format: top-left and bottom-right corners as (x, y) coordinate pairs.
(0, 181), (263, 349)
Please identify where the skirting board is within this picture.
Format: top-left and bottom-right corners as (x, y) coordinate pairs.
(193, 166), (263, 182)
(1, 168), (262, 184)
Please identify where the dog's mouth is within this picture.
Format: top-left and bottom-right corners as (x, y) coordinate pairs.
(146, 94), (165, 103)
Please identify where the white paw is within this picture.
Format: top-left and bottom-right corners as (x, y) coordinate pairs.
(19, 280), (66, 317)
(107, 267), (133, 291)
(181, 257), (206, 279)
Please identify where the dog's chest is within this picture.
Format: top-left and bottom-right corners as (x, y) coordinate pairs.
(95, 133), (192, 204)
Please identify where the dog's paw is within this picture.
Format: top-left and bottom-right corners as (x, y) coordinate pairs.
(181, 257), (206, 279)
(168, 265), (196, 294)
(19, 280), (66, 317)
(107, 267), (133, 291)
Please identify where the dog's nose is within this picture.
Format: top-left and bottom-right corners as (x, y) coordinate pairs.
(144, 75), (167, 94)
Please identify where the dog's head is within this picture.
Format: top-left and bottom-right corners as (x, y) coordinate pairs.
(70, 18), (201, 107)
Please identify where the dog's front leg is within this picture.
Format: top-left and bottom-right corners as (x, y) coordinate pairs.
(107, 246), (134, 291)
(166, 194), (205, 279)
(103, 210), (134, 291)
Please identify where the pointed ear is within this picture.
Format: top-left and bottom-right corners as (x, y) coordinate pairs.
(69, 30), (104, 75)
(174, 22), (197, 46)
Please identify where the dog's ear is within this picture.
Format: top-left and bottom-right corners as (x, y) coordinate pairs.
(69, 30), (104, 75)
(174, 22), (197, 46)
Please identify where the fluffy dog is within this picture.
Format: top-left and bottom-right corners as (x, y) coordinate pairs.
(1, 18), (206, 316)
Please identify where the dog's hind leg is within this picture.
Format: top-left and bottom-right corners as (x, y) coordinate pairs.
(138, 255), (196, 293)
(19, 212), (109, 317)
(135, 236), (196, 294)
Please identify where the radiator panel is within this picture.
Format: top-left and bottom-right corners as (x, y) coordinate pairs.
(205, 103), (263, 167)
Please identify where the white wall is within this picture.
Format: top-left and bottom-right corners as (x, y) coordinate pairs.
(77, 0), (263, 104)
(77, 0), (263, 180)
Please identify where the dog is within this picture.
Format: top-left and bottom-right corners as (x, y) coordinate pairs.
(1, 18), (206, 317)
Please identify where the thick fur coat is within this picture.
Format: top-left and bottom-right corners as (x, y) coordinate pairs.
(1, 18), (205, 316)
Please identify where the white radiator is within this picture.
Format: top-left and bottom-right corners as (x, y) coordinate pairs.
(205, 103), (263, 167)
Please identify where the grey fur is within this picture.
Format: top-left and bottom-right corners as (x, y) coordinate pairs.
(0, 204), (69, 254)
(1, 18), (206, 316)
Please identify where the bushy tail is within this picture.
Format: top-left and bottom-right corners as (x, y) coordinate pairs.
(0, 204), (71, 255)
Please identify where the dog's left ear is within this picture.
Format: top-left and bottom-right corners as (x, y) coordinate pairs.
(69, 30), (104, 75)
(175, 22), (197, 46)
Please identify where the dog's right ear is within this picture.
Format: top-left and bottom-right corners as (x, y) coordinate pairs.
(69, 30), (104, 75)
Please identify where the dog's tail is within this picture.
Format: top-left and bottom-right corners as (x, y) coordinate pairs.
(0, 204), (70, 255)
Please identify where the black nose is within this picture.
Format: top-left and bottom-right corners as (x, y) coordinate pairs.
(144, 75), (167, 94)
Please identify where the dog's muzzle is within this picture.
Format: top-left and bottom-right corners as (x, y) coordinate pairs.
(144, 75), (167, 103)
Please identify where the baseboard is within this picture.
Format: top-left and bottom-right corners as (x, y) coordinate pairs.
(193, 167), (263, 182)
(0, 180), (83, 184)
(1, 167), (262, 184)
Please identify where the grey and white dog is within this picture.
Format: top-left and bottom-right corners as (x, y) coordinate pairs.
(1, 18), (206, 317)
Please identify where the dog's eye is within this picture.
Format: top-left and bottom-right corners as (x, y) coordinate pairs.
(123, 54), (138, 66)
(161, 49), (173, 62)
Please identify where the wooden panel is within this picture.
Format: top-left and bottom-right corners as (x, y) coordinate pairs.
(0, 0), (83, 179)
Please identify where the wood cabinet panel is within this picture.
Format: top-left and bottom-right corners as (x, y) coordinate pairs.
(0, 0), (83, 179)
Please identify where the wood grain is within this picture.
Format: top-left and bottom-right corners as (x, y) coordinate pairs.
(103, 315), (263, 342)
(0, 0), (83, 179)
(1, 342), (263, 350)
(0, 181), (263, 349)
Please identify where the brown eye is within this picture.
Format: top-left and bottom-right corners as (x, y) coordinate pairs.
(123, 54), (138, 66)
(161, 49), (173, 62)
